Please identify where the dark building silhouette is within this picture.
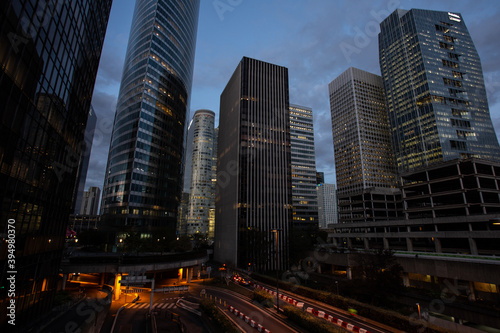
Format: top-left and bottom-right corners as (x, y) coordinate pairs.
(73, 106), (97, 214)
(0, 0), (112, 328)
(215, 57), (292, 271)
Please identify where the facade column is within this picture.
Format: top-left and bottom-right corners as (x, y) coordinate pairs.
(434, 238), (442, 253)
(383, 237), (389, 250)
(346, 237), (352, 249)
(363, 238), (369, 250)
(402, 273), (410, 287)
(406, 237), (413, 252)
(187, 268), (193, 283)
(61, 273), (68, 290)
(178, 268), (183, 283)
(114, 273), (122, 301)
(346, 266), (352, 280)
(468, 281), (476, 301)
(100, 273), (105, 286)
(469, 238), (478, 255)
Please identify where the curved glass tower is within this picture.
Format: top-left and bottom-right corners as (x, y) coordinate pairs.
(186, 109), (216, 237)
(102, 0), (200, 240)
(379, 9), (500, 173)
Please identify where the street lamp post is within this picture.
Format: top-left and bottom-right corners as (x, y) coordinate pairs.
(335, 280), (339, 295)
(271, 229), (281, 313)
(416, 303), (421, 319)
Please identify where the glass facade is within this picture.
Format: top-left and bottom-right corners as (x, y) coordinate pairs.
(215, 57), (292, 271)
(289, 104), (318, 229)
(186, 109), (216, 238)
(0, 0), (111, 327)
(101, 0), (199, 239)
(379, 9), (500, 173)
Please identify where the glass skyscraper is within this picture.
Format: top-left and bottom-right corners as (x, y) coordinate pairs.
(101, 0), (199, 240)
(0, 0), (111, 327)
(379, 9), (500, 173)
(289, 104), (318, 229)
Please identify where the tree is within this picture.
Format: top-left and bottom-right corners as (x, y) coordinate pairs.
(351, 248), (404, 303)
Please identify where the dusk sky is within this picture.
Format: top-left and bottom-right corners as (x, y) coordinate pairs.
(85, 0), (500, 191)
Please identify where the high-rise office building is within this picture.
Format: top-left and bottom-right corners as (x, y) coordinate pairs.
(101, 0), (200, 241)
(379, 9), (500, 173)
(215, 57), (292, 271)
(329, 67), (400, 222)
(80, 186), (101, 216)
(317, 183), (338, 228)
(74, 106), (97, 214)
(0, 0), (111, 327)
(209, 127), (218, 239)
(329, 67), (397, 195)
(186, 110), (216, 237)
(290, 104), (318, 229)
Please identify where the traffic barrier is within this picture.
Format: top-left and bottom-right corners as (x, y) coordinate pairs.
(252, 284), (371, 333)
(227, 305), (271, 333)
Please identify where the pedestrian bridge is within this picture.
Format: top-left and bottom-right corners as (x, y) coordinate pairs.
(61, 251), (209, 274)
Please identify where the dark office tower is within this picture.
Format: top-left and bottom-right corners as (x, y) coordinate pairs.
(101, 0), (200, 241)
(379, 9), (500, 173)
(74, 106), (97, 214)
(329, 67), (399, 222)
(289, 104), (318, 230)
(215, 57), (292, 271)
(0, 0), (112, 328)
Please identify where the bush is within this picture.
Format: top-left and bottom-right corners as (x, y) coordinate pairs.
(252, 289), (274, 308)
(199, 299), (239, 333)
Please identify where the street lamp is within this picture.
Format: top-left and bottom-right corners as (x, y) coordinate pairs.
(271, 229), (282, 313)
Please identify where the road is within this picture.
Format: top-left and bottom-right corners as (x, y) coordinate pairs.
(252, 279), (398, 333)
(101, 289), (210, 333)
(204, 287), (303, 333)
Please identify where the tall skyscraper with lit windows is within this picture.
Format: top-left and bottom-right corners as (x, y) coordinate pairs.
(379, 9), (500, 173)
(185, 109), (216, 237)
(101, 0), (200, 241)
(289, 104), (318, 229)
(215, 57), (292, 271)
(329, 67), (400, 222)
